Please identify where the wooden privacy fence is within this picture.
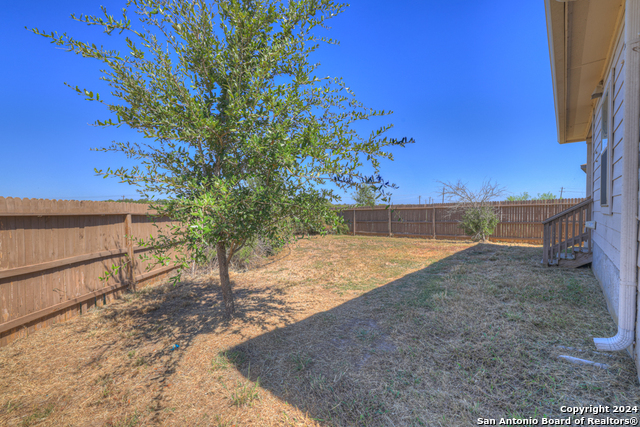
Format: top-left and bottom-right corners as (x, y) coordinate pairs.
(0, 197), (179, 346)
(337, 198), (586, 243)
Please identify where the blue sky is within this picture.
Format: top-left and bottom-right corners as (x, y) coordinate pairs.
(0, 1), (587, 204)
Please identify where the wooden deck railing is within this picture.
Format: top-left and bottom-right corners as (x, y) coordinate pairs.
(542, 197), (592, 266)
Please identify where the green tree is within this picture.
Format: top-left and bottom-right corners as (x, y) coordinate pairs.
(352, 185), (377, 207)
(536, 192), (556, 200)
(506, 191), (557, 201)
(506, 192), (530, 201)
(32, 0), (412, 318)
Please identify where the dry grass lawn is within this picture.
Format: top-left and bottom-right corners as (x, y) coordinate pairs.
(0, 235), (638, 426)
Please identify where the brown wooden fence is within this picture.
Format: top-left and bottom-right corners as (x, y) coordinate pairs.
(0, 197), (179, 346)
(336, 198), (586, 243)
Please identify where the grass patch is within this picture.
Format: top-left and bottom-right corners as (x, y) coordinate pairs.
(212, 349), (247, 371)
(230, 369), (261, 407)
(290, 352), (312, 371)
(20, 404), (54, 427)
(410, 276), (445, 308)
(108, 411), (140, 427)
(133, 356), (146, 367)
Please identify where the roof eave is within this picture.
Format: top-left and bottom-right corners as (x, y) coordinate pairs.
(545, 0), (566, 144)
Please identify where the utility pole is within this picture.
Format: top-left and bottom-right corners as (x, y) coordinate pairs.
(560, 187), (564, 199)
(442, 187), (445, 204)
(419, 195), (421, 205)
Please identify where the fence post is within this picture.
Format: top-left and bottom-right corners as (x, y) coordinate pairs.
(432, 206), (436, 239)
(425, 206), (428, 239)
(124, 213), (137, 290)
(353, 209), (356, 236)
(543, 223), (549, 266)
(388, 208), (392, 237)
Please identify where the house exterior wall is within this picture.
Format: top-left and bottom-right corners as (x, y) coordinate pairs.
(590, 20), (625, 325)
(547, 0), (639, 380)
(588, 16), (640, 373)
(592, 240), (621, 323)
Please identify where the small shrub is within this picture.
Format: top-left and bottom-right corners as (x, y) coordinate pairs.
(333, 219), (351, 235)
(460, 206), (499, 242)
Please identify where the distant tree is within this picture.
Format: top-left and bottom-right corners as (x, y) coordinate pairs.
(32, 0), (413, 318)
(506, 191), (557, 201)
(104, 198), (169, 204)
(352, 185), (377, 207)
(439, 180), (506, 242)
(506, 192), (530, 201)
(536, 192), (556, 200)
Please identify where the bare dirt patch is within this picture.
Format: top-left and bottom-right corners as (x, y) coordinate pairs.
(0, 235), (638, 426)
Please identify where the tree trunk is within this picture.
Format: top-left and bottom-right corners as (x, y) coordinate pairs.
(216, 241), (235, 318)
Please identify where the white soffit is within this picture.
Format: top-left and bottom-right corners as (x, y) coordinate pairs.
(545, 0), (623, 144)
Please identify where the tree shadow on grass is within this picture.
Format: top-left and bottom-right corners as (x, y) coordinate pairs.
(224, 244), (637, 426)
(68, 272), (294, 424)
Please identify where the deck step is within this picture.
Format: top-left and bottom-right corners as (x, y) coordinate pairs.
(548, 252), (592, 268)
(558, 252), (575, 260)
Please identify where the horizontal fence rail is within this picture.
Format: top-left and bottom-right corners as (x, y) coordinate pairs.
(336, 198), (586, 244)
(0, 197), (179, 346)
